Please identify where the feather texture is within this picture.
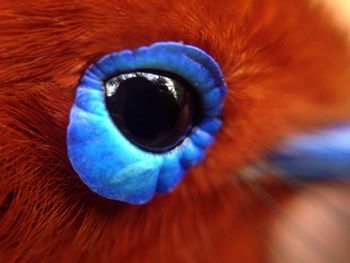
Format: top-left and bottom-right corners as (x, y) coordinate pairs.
(0, 0), (349, 262)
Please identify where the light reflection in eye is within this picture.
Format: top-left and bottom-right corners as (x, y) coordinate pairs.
(105, 72), (178, 98)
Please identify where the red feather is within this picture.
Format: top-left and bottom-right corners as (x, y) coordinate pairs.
(0, 0), (349, 262)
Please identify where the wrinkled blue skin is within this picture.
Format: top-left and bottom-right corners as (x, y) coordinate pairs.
(67, 42), (227, 204)
(267, 125), (350, 180)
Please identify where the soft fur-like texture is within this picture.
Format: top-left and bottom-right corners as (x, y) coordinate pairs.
(0, 0), (349, 262)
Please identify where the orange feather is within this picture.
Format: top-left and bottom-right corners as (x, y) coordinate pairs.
(0, 0), (349, 262)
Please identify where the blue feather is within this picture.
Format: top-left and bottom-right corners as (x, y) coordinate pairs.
(267, 124), (350, 179)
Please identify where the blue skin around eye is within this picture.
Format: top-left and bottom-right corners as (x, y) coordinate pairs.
(67, 42), (227, 204)
(267, 124), (350, 179)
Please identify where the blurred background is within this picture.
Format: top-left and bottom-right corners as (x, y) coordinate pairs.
(268, 2), (350, 262)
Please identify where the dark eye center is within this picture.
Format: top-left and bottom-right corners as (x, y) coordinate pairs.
(105, 71), (202, 152)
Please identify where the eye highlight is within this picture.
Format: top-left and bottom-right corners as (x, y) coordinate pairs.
(67, 42), (226, 204)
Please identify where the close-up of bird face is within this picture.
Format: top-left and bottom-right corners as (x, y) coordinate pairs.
(0, 0), (349, 262)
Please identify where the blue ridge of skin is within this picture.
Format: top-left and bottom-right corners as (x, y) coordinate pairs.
(267, 124), (350, 179)
(67, 42), (227, 204)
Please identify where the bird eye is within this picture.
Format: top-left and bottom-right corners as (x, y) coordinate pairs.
(104, 70), (202, 152)
(67, 42), (226, 204)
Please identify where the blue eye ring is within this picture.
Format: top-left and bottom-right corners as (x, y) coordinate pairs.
(67, 42), (227, 204)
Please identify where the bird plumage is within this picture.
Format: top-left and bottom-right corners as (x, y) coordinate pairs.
(0, 0), (349, 262)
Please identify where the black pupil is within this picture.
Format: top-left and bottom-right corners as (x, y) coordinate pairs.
(104, 71), (201, 152)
